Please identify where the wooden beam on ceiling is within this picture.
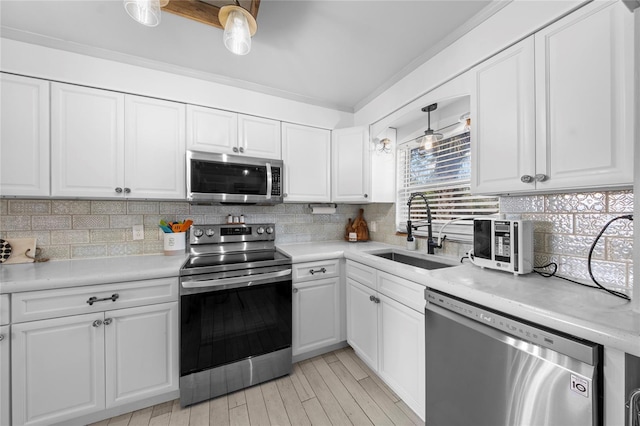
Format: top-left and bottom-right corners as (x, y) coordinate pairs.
(162, 0), (260, 30)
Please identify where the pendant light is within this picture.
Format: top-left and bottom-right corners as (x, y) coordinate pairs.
(123, 0), (164, 27)
(420, 103), (443, 150)
(219, 4), (257, 56)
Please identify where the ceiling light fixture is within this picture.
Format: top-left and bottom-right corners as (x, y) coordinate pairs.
(420, 103), (443, 150)
(219, 4), (258, 56)
(459, 113), (471, 132)
(123, 0), (164, 27)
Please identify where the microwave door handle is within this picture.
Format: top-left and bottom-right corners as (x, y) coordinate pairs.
(265, 162), (272, 199)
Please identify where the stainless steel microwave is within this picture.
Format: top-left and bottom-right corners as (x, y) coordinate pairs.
(470, 218), (534, 275)
(186, 150), (283, 204)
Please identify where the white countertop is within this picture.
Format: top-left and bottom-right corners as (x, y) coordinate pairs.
(0, 254), (187, 293)
(279, 241), (640, 357)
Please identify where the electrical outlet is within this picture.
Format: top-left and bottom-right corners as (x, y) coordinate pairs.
(132, 225), (144, 240)
(370, 221), (377, 232)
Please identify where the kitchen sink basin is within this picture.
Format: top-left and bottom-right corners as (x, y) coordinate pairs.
(372, 251), (454, 271)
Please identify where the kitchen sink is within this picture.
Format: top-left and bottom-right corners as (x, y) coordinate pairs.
(371, 251), (454, 271)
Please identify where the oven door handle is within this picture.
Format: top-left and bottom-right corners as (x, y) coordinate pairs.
(181, 268), (291, 290)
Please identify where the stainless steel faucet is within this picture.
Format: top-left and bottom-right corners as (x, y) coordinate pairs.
(406, 192), (439, 254)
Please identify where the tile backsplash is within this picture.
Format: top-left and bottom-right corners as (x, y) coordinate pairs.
(363, 189), (634, 296)
(0, 200), (362, 260)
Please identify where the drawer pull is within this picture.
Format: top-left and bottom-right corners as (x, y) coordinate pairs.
(92, 320), (102, 327)
(369, 295), (380, 304)
(87, 293), (119, 306)
(309, 268), (327, 275)
(104, 318), (113, 325)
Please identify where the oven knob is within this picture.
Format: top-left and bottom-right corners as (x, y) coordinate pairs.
(266, 226), (274, 234)
(257, 227), (265, 234)
(205, 228), (215, 237)
(193, 228), (204, 238)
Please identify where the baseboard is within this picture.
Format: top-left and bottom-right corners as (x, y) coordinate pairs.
(292, 340), (349, 363)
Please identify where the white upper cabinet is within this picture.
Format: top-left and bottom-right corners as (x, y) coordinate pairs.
(331, 126), (371, 203)
(0, 73), (50, 197)
(51, 83), (125, 198)
(52, 83), (186, 199)
(281, 122), (331, 202)
(124, 95), (186, 199)
(186, 105), (238, 153)
(471, 37), (536, 194)
(533, 0), (633, 191)
(238, 114), (282, 159)
(472, 1), (634, 195)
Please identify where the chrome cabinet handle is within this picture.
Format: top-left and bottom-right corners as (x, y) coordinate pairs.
(309, 267), (326, 275)
(124, 187), (131, 194)
(92, 320), (102, 327)
(239, 147), (244, 153)
(233, 147), (239, 153)
(283, 193), (288, 198)
(292, 288), (298, 293)
(87, 293), (119, 306)
(115, 187), (123, 193)
(534, 174), (548, 182)
(0, 334), (4, 342)
(103, 318), (113, 326)
(520, 175), (534, 183)
(369, 295), (380, 303)
(364, 194), (368, 198)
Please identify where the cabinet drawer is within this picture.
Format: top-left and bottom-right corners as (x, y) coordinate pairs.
(12, 277), (178, 323)
(377, 271), (425, 313)
(0, 294), (8, 326)
(346, 260), (376, 290)
(293, 259), (340, 282)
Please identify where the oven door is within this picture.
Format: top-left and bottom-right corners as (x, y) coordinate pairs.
(180, 267), (292, 378)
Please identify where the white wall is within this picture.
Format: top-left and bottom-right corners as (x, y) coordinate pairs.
(354, 0), (586, 128)
(634, 7), (640, 312)
(0, 38), (353, 130)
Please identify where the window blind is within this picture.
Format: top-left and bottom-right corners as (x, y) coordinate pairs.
(396, 131), (499, 242)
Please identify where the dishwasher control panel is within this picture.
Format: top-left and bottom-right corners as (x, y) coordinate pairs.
(425, 288), (598, 366)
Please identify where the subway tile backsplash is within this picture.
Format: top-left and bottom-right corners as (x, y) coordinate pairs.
(0, 200), (362, 261)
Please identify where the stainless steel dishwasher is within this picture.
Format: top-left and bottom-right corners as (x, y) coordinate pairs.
(425, 289), (602, 426)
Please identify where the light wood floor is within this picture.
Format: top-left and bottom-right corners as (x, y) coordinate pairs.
(90, 347), (424, 426)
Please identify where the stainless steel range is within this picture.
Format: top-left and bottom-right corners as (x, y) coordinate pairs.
(179, 223), (292, 407)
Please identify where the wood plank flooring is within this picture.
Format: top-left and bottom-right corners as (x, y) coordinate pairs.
(90, 347), (424, 426)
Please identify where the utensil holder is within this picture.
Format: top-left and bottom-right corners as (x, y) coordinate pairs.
(164, 232), (186, 256)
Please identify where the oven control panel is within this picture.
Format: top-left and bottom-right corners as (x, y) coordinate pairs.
(189, 223), (276, 245)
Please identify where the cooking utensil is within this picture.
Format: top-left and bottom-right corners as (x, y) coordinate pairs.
(172, 223), (183, 232)
(181, 219), (193, 232)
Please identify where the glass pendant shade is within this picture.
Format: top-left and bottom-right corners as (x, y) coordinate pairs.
(421, 129), (442, 150)
(219, 5), (258, 56)
(124, 0), (161, 27)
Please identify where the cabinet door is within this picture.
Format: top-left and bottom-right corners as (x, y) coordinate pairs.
(12, 313), (105, 426)
(292, 277), (341, 356)
(282, 123), (331, 202)
(346, 278), (378, 369)
(186, 105), (238, 154)
(0, 325), (10, 426)
(471, 37), (536, 195)
(125, 95), (186, 199)
(238, 114), (281, 159)
(331, 126), (370, 203)
(105, 302), (178, 408)
(0, 74), (50, 197)
(51, 83), (125, 198)
(378, 294), (425, 420)
(534, 1), (634, 191)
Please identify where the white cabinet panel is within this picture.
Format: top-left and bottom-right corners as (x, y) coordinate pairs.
(105, 302), (178, 407)
(0, 294), (9, 325)
(125, 95), (186, 199)
(51, 83), (125, 198)
(282, 123), (331, 202)
(186, 105), (238, 153)
(332, 126), (370, 203)
(12, 313), (106, 426)
(0, 73), (50, 197)
(471, 37), (536, 194)
(238, 114), (281, 159)
(346, 278), (378, 369)
(292, 277), (341, 356)
(534, 0), (634, 191)
(378, 293), (425, 417)
(0, 324), (10, 426)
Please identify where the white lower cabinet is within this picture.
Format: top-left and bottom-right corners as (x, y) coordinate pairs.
(292, 259), (344, 358)
(10, 279), (178, 426)
(1, 324), (11, 426)
(346, 261), (425, 420)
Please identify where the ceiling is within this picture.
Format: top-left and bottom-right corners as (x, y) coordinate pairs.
(0, 0), (503, 113)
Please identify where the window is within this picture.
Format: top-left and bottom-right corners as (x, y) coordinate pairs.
(396, 130), (499, 242)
